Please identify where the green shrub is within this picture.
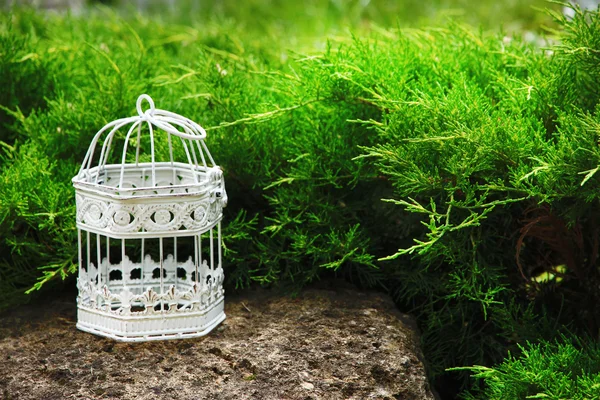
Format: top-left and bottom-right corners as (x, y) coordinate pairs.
(2, 2), (600, 399)
(296, 5), (600, 392)
(456, 336), (600, 399)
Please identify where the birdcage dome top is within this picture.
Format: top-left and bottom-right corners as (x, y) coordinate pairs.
(73, 94), (223, 200)
(73, 95), (227, 239)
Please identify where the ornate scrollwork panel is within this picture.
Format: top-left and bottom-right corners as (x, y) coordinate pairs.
(76, 194), (225, 234)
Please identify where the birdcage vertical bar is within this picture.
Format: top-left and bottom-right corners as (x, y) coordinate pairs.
(96, 233), (101, 286)
(170, 237), (175, 292)
(174, 237), (177, 269)
(77, 228), (82, 279)
(210, 228), (214, 271)
(148, 122), (156, 187)
(86, 231), (90, 273)
(141, 234), (145, 292)
(200, 140), (216, 166)
(173, 237), (178, 292)
(195, 140), (207, 170)
(117, 120), (143, 189)
(194, 234), (199, 284)
(168, 133), (175, 184)
(188, 139), (199, 184)
(218, 221), (222, 269)
(106, 236), (110, 305)
(135, 122), (141, 166)
(178, 137), (196, 179)
(159, 237), (164, 312)
(198, 234), (202, 282)
(121, 239), (126, 290)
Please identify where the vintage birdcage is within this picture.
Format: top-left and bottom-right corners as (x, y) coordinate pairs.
(73, 94), (227, 342)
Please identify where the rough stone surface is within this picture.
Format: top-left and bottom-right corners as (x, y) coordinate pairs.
(0, 284), (435, 399)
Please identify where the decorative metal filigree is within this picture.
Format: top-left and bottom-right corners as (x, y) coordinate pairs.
(76, 194), (224, 235)
(76, 258), (224, 316)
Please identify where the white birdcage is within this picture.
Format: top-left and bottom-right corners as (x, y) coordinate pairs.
(73, 94), (227, 342)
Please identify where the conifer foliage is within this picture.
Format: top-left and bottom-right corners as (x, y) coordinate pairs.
(1, 3), (600, 398)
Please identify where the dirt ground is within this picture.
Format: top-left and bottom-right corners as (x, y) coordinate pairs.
(0, 282), (434, 400)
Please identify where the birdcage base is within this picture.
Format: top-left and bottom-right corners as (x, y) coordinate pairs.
(76, 297), (225, 342)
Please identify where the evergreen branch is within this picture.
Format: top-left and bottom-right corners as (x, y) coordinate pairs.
(205, 99), (321, 131)
(449, 196), (529, 210)
(84, 42), (121, 75)
(578, 166), (599, 186)
(319, 247), (359, 269)
(25, 257), (76, 294)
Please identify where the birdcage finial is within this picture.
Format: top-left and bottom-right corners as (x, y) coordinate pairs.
(136, 94), (156, 117)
